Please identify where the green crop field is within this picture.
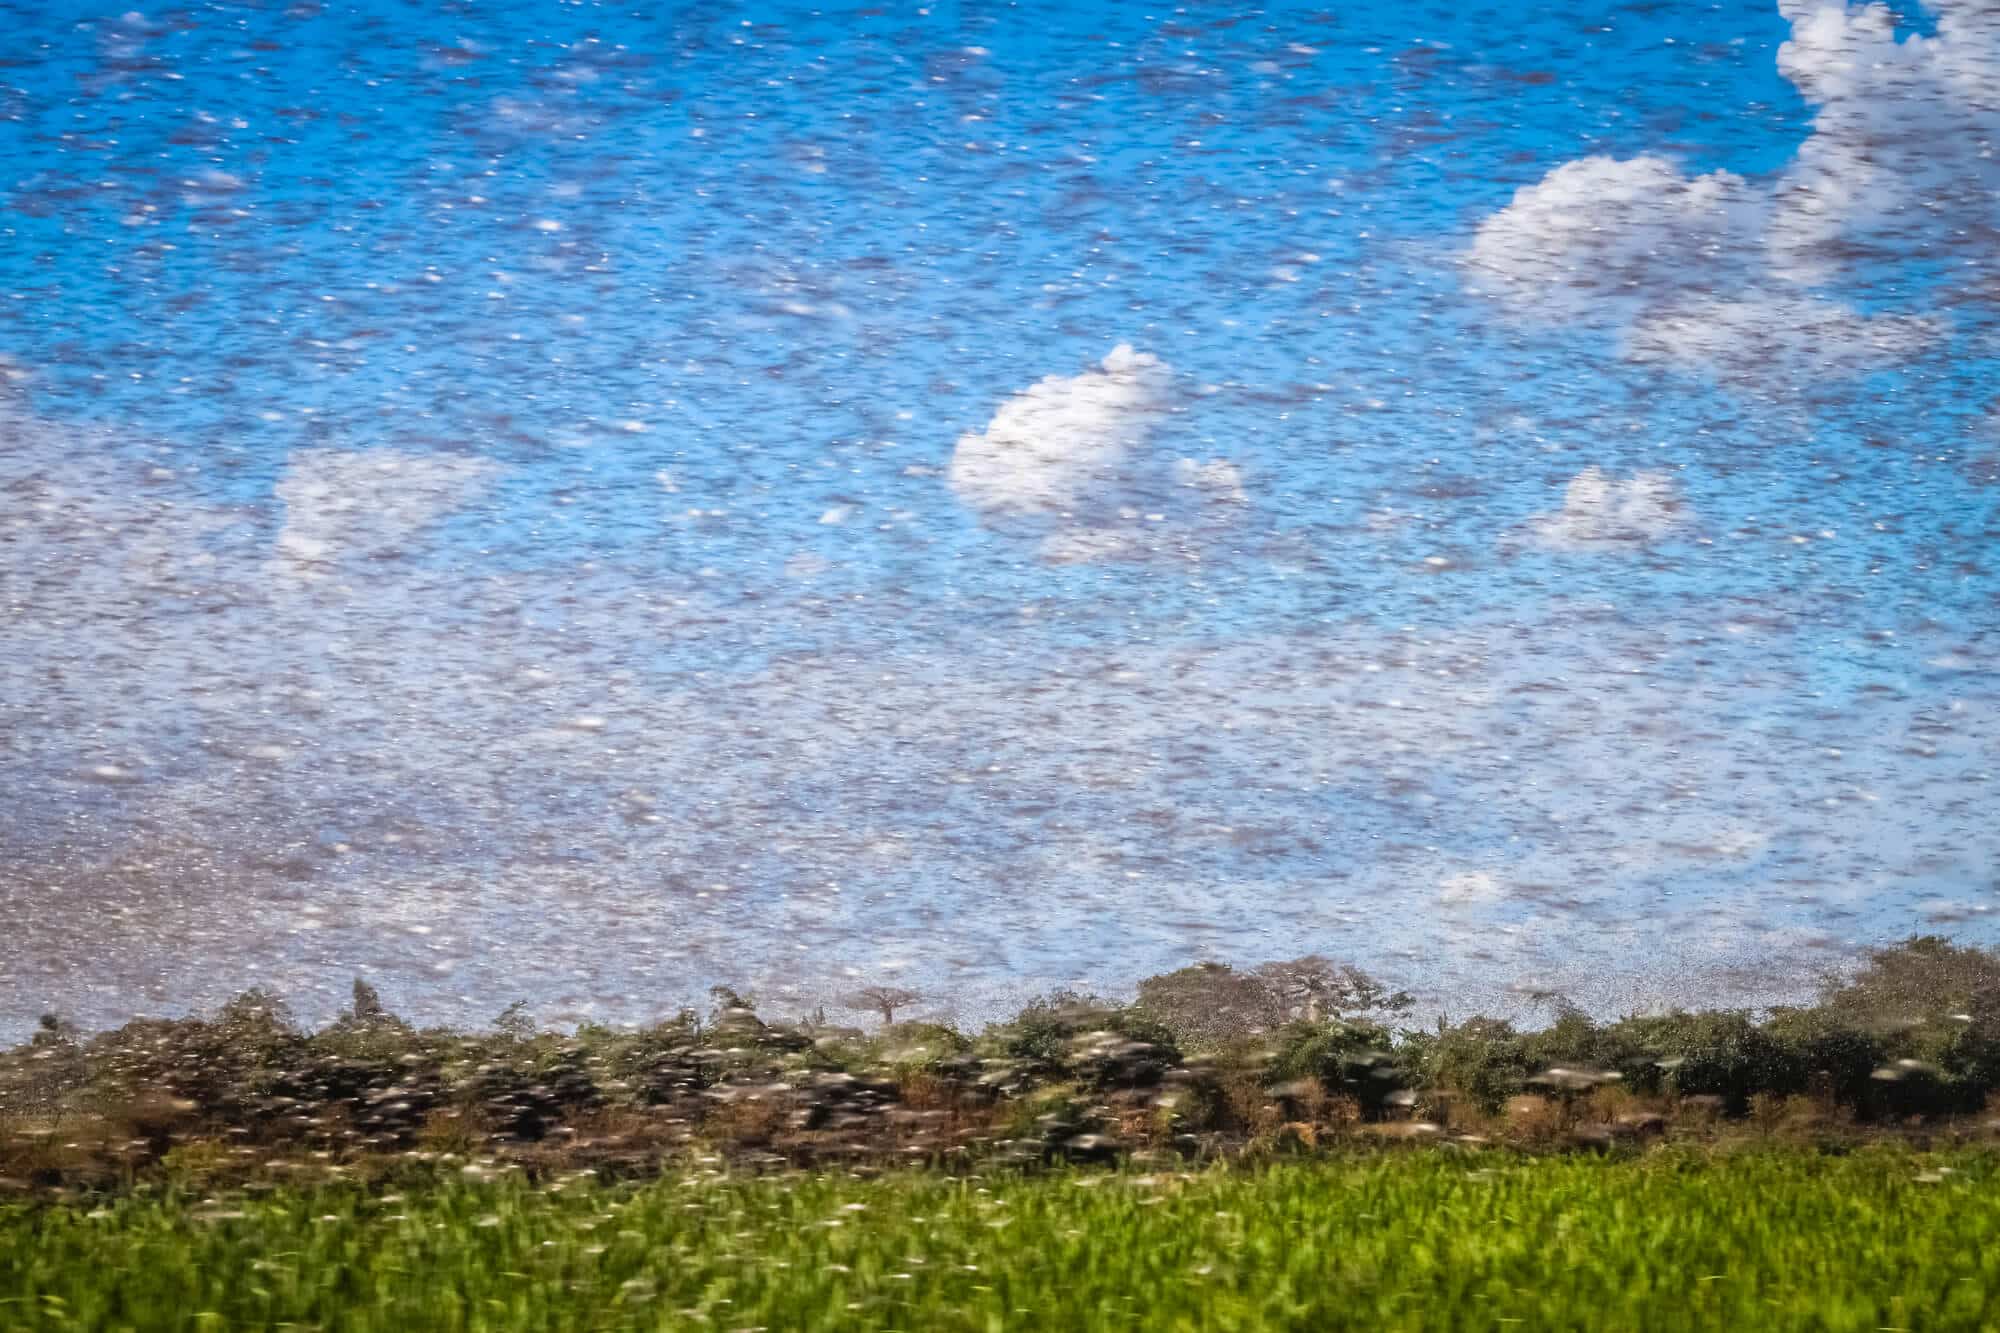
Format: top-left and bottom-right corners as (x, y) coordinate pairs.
(5, 1148), (2000, 1331)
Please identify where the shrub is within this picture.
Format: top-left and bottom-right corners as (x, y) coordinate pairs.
(1609, 1011), (1804, 1115)
(1763, 1006), (1884, 1113)
(1264, 1020), (1408, 1119)
(1414, 1018), (1533, 1115)
(982, 992), (1181, 1092)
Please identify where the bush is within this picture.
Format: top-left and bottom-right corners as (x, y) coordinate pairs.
(982, 992), (1182, 1092)
(1408, 1019), (1532, 1116)
(1763, 1006), (1884, 1112)
(1608, 1011), (1804, 1115)
(1264, 1020), (1408, 1119)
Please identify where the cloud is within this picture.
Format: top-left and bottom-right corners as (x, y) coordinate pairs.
(1174, 457), (1248, 505)
(1466, 0), (1999, 379)
(948, 344), (1173, 517)
(1038, 527), (1147, 565)
(1465, 156), (1759, 328)
(1770, 0), (2000, 287)
(273, 449), (503, 578)
(1625, 292), (1946, 378)
(1529, 467), (1688, 547)
(949, 347), (1249, 564)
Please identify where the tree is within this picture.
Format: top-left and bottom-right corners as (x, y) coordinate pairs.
(987, 990), (1181, 1090)
(1267, 1017), (1407, 1119)
(216, 988), (297, 1040)
(1253, 957), (1414, 1023)
(1414, 1017), (1532, 1115)
(1135, 963), (1283, 1049)
(1763, 1004), (1885, 1110)
(1610, 1010), (1803, 1115)
(493, 1000), (536, 1041)
(706, 986), (768, 1042)
(349, 977), (386, 1023)
(1814, 937), (2000, 1113)
(327, 977), (409, 1047)
(1136, 959), (1414, 1050)
(1819, 936), (2000, 1030)
(843, 985), (921, 1027)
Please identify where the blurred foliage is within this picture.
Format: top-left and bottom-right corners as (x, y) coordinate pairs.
(11, 1151), (2000, 1329)
(3, 938), (1999, 1193)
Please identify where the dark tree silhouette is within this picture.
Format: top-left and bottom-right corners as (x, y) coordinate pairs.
(844, 986), (921, 1026)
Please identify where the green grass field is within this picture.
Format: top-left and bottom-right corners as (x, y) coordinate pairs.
(5, 1148), (2000, 1331)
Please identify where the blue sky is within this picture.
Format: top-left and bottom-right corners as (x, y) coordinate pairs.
(1, 0), (1996, 1034)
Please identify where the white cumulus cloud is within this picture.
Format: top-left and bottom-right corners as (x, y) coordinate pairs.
(1466, 0), (1998, 381)
(1465, 156), (1760, 328)
(1530, 467), (1688, 547)
(1770, 0), (2000, 287)
(948, 344), (1173, 517)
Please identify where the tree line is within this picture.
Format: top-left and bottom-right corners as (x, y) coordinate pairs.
(3, 936), (1997, 1191)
